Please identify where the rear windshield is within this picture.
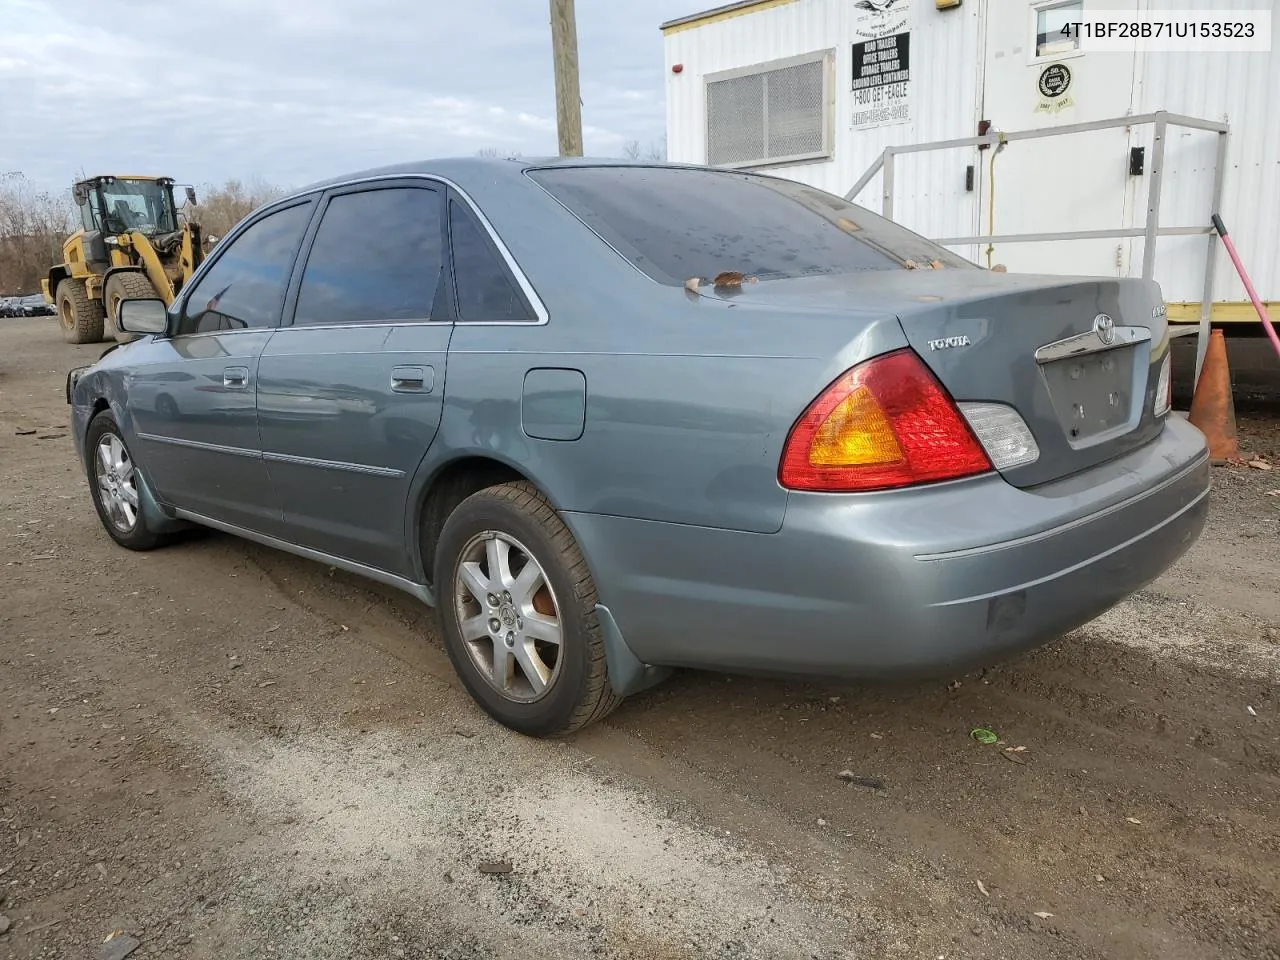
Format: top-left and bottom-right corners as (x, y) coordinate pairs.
(527, 165), (972, 286)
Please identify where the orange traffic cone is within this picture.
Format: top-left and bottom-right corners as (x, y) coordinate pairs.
(1187, 329), (1239, 462)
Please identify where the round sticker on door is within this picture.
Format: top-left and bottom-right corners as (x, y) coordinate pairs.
(1038, 63), (1072, 99)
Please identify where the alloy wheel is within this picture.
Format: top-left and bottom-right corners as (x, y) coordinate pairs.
(453, 531), (563, 702)
(95, 433), (139, 533)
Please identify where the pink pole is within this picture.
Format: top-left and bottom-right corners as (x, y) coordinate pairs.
(1212, 214), (1280, 358)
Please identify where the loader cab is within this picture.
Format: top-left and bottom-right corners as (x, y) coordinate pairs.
(74, 176), (180, 238)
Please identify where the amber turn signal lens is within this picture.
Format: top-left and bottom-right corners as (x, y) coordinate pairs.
(808, 385), (904, 467)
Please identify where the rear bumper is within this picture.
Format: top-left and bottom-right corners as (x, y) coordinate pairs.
(565, 417), (1210, 678)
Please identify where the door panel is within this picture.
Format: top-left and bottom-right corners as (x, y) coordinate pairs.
(129, 330), (278, 528)
(255, 182), (452, 574)
(257, 324), (450, 572)
(129, 199), (316, 531)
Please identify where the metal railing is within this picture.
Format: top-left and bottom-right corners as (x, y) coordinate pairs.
(846, 111), (1230, 382)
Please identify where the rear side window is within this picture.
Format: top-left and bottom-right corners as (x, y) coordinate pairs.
(448, 200), (533, 322)
(177, 201), (313, 335)
(528, 166), (972, 286)
(293, 187), (445, 326)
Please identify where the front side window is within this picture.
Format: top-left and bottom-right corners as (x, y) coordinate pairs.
(529, 166), (971, 288)
(449, 200), (533, 323)
(1036, 1), (1083, 57)
(293, 187), (445, 326)
(98, 179), (178, 235)
(176, 201), (313, 336)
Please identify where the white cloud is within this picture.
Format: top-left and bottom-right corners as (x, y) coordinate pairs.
(0, 0), (694, 192)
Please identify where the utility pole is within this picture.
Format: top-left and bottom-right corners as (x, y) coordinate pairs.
(549, 0), (583, 157)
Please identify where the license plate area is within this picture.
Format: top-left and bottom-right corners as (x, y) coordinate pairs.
(1040, 345), (1138, 446)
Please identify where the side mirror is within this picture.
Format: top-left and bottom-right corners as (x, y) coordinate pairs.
(117, 298), (168, 336)
(73, 183), (89, 206)
(185, 186), (197, 205)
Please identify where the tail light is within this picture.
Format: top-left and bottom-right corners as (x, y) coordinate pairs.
(1153, 352), (1172, 418)
(779, 349), (992, 492)
(957, 402), (1040, 469)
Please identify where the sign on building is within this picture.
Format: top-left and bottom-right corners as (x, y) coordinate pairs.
(851, 0), (912, 129)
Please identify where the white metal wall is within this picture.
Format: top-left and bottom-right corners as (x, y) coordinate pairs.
(1128, 0), (1279, 305)
(664, 0), (1280, 304)
(663, 0), (986, 259)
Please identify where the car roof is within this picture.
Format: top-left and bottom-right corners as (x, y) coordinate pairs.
(288, 156), (712, 198)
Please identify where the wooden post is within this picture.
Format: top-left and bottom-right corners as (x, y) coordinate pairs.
(549, 0), (583, 157)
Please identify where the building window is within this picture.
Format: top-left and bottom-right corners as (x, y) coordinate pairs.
(1035, 1), (1083, 58)
(705, 51), (832, 168)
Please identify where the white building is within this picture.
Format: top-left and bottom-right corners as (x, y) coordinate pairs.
(661, 0), (1278, 340)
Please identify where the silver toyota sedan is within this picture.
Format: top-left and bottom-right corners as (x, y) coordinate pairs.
(66, 158), (1210, 735)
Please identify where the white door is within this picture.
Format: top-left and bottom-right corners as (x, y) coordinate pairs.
(978, 0), (1139, 276)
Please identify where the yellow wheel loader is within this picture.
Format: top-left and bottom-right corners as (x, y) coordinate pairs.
(41, 175), (205, 344)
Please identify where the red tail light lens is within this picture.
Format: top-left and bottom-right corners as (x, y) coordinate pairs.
(779, 349), (992, 492)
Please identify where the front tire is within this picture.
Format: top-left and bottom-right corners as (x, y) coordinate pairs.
(434, 481), (622, 736)
(85, 412), (167, 550)
(104, 272), (159, 343)
(56, 278), (106, 344)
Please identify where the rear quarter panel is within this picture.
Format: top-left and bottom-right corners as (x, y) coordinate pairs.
(441, 309), (893, 535)
(429, 171), (910, 535)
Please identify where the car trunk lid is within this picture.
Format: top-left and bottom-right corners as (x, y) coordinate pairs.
(699, 269), (1169, 488)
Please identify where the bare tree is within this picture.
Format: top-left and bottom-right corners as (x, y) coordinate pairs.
(622, 138), (667, 162)
(0, 173), (75, 295)
(191, 178), (286, 240)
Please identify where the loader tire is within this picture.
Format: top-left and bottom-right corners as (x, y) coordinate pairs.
(56, 278), (106, 344)
(104, 272), (160, 344)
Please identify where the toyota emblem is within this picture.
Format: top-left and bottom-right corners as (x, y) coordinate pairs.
(1093, 313), (1116, 345)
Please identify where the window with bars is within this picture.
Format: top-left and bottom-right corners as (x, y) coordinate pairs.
(705, 51), (832, 168)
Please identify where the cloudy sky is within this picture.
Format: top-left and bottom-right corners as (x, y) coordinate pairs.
(1, 0), (696, 193)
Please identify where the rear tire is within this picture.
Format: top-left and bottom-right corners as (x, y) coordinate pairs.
(85, 411), (167, 550)
(434, 481), (622, 737)
(104, 272), (159, 344)
(55, 278), (106, 344)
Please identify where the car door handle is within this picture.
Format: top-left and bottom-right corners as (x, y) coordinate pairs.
(391, 365), (433, 393)
(223, 366), (249, 388)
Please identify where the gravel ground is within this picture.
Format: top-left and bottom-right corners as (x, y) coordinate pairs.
(1, 316), (1278, 960)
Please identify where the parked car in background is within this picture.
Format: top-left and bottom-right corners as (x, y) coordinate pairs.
(20, 294), (54, 317)
(1, 294), (55, 317)
(65, 158), (1209, 736)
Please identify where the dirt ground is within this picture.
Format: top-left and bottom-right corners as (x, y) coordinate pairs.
(1, 314), (1278, 960)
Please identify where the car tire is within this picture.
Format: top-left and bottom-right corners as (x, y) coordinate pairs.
(434, 481), (622, 737)
(85, 411), (167, 551)
(56, 278), (106, 344)
(104, 272), (158, 343)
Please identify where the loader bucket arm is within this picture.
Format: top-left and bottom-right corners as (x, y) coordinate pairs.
(128, 231), (177, 305)
(179, 222), (204, 294)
